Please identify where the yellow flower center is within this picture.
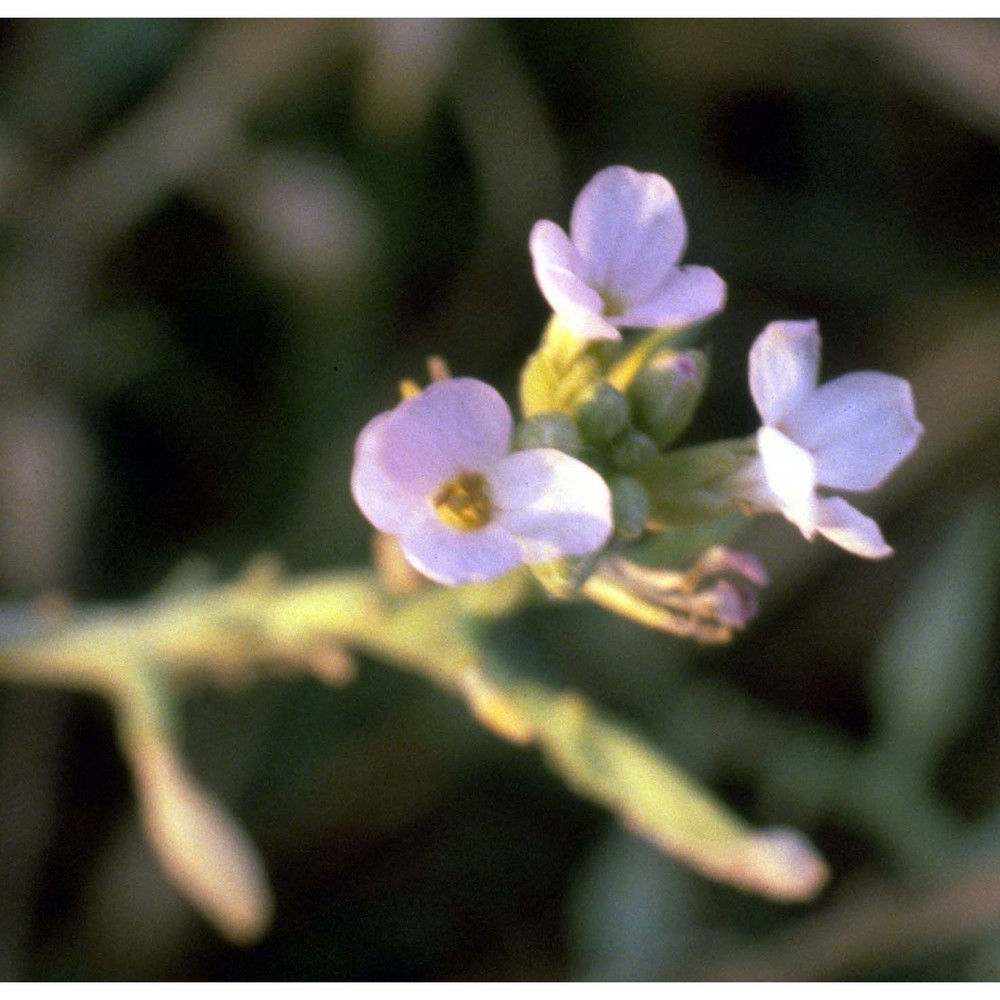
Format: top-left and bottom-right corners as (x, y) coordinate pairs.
(433, 471), (494, 532)
(601, 290), (626, 317)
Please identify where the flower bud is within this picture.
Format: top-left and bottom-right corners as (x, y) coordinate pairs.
(575, 383), (630, 445)
(512, 413), (583, 455)
(610, 474), (651, 541)
(610, 429), (657, 472)
(628, 350), (708, 449)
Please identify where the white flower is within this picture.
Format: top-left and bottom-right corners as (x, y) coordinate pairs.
(351, 378), (613, 585)
(742, 320), (923, 558)
(529, 165), (726, 342)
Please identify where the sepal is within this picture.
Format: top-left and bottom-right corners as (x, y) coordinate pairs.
(639, 439), (757, 529)
(520, 316), (614, 417)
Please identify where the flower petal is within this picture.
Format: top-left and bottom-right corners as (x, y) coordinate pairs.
(491, 448), (613, 562)
(614, 265), (727, 329)
(529, 219), (586, 286)
(351, 410), (429, 534)
(529, 220), (620, 341)
(815, 496), (893, 559)
(785, 372), (924, 491)
(569, 166), (687, 304)
(400, 519), (522, 585)
(757, 426), (819, 537)
(749, 320), (821, 427)
(377, 378), (513, 495)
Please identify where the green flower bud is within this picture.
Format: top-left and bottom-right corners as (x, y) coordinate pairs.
(512, 413), (583, 454)
(576, 383), (630, 446)
(629, 349), (708, 449)
(610, 429), (658, 472)
(610, 474), (651, 541)
(639, 438), (755, 529)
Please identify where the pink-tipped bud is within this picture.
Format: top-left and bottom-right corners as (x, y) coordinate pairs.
(629, 349), (708, 449)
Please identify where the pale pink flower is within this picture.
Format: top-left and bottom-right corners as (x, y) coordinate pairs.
(741, 320), (923, 558)
(352, 378), (613, 584)
(529, 166), (726, 341)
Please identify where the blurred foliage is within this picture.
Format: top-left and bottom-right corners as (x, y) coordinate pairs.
(1, 18), (1000, 981)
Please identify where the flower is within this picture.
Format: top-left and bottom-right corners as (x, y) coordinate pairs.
(351, 378), (614, 585)
(529, 165), (727, 342)
(740, 320), (923, 558)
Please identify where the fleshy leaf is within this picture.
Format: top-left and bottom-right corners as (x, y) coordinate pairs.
(132, 732), (274, 945)
(461, 663), (828, 902)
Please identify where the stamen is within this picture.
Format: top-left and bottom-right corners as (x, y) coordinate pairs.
(433, 472), (494, 532)
(427, 355), (452, 382)
(398, 378), (422, 400)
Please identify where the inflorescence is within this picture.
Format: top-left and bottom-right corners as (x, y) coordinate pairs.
(351, 165), (924, 643)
